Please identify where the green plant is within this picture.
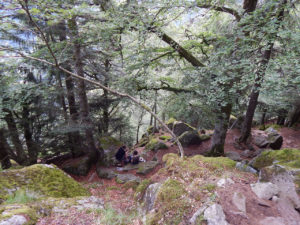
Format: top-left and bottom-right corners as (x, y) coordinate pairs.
(4, 189), (38, 204)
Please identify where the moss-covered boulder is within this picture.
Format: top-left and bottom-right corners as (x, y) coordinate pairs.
(0, 164), (89, 202)
(250, 149), (300, 170)
(145, 138), (168, 152)
(115, 174), (141, 184)
(99, 136), (123, 166)
(137, 161), (159, 175)
(178, 130), (202, 147)
(172, 121), (195, 136)
(0, 204), (37, 225)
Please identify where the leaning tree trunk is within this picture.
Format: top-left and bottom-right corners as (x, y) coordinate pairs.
(0, 129), (12, 169)
(68, 17), (103, 162)
(208, 104), (232, 156)
(239, 1), (287, 143)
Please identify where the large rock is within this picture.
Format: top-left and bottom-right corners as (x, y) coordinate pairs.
(142, 183), (161, 213)
(232, 192), (246, 214)
(172, 121), (195, 136)
(225, 151), (242, 162)
(99, 136), (123, 166)
(0, 164), (89, 202)
(115, 174), (141, 184)
(267, 133), (283, 150)
(145, 138), (168, 151)
(250, 182), (279, 200)
(203, 204), (229, 225)
(253, 129), (283, 150)
(96, 167), (117, 179)
(254, 136), (269, 148)
(178, 130), (202, 147)
(137, 161), (159, 175)
(62, 156), (92, 176)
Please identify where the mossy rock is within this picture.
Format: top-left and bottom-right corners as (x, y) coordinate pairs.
(0, 204), (37, 225)
(178, 130), (202, 147)
(146, 179), (189, 225)
(115, 174), (141, 184)
(145, 138), (168, 152)
(251, 148), (300, 169)
(134, 179), (152, 201)
(0, 164), (89, 202)
(137, 161), (159, 175)
(172, 121), (195, 136)
(159, 135), (172, 141)
(62, 156), (91, 176)
(96, 167), (117, 179)
(99, 136), (124, 166)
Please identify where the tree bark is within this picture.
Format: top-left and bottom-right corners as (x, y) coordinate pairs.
(208, 104), (232, 156)
(0, 129), (12, 169)
(3, 108), (28, 165)
(68, 17), (102, 161)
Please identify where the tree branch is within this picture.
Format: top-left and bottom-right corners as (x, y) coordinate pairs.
(196, 4), (241, 22)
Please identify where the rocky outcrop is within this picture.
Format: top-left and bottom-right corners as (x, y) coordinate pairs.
(203, 204), (229, 225)
(136, 161), (159, 175)
(178, 130), (202, 147)
(145, 138), (168, 151)
(115, 174), (141, 184)
(99, 136), (123, 166)
(253, 128), (283, 150)
(0, 164), (89, 202)
(62, 156), (92, 176)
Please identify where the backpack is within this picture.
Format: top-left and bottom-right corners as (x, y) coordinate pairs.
(132, 155), (140, 165)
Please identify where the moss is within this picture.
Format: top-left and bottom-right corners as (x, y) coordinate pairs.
(252, 148), (300, 169)
(201, 183), (216, 192)
(199, 134), (211, 141)
(159, 135), (172, 141)
(0, 164), (89, 202)
(0, 204), (37, 224)
(162, 153), (180, 167)
(146, 179), (189, 225)
(99, 136), (122, 150)
(134, 179), (151, 200)
(145, 138), (168, 151)
(166, 118), (176, 125)
(195, 155), (236, 169)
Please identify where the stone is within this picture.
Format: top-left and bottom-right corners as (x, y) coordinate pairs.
(250, 182), (279, 200)
(74, 196), (104, 211)
(240, 150), (255, 158)
(0, 215), (27, 225)
(178, 130), (202, 147)
(99, 136), (123, 166)
(96, 167), (117, 179)
(203, 204), (229, 225)
(267, 133), (283, 150)
(142, 183), (162, 213)
(172, 121), (195, 136)
(225, 151), (242, 162)
(116, 174), (141, 184)
(137, 161), (159, 175)
(232, 192), (246, 214)
(62, 156), (91, 176)
(189, 205), (209, 225)
(217, 178), (235, 188)
(236, 162), (257, 174)
(254, 136), (269, 148)
(259, 217), (286, 225)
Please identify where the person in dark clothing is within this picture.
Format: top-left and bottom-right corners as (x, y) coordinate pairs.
(115, 146), (126, 165)
(131, 150), (140, 165)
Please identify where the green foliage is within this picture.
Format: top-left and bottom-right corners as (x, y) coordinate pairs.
(4, 189), (38, 204)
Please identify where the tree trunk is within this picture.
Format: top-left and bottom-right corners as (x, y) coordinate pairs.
(239, 1), (287, 143)
(208, 104), (232, 156)
(102, 59), (110, 134)
(3, 108), (28, 164)
(153, 91), (158, 133)
(68, 17), (102, 162)
(22, 105), (39, 164)
(0, 129), (12, 169)
(260, 110), (267, 125)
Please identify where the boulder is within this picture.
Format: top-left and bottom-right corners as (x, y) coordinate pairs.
(267, 133), (283, 150)
(203, 204), (229, 225)
(0, 205), (36, 225)
(0, 164), (89, 202)
(232, 192), (246, 214)
(62, 156), (91, 176)
(236, 162), (257, 174)
(142, 183), (161, 213)
(253, 129), (283, 150)
(137, 161), (159, 175)
(115, 174), (141, 184)
(250, 182), (279, 200)
(225, 151), (242, 162)
(145, 139), (168, 151)
(178, 130), (202, 147)
(99, 136), (123, 166)
(96, 167), (117, 179)
(254, 136), (269, 148)
(172, 121), (195, 136)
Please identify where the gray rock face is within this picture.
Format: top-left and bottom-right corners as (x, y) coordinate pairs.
(173, 122), (195, 136)
(142, 183), (162, 213)
(253, 129), (283, 150)
(203, 204), (229, 225)
(225, 151), (242, 162)
(254, 136), (269, 148)
(232, 192), (246, 214)
(250, 182), (279, 200)
(116, 174), (141, 184)
(0, 215), (27, 225)
(178, 130), (202, 147)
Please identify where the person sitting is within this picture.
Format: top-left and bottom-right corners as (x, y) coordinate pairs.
(131, 150), (140, 165)
(115, 145), (126, 166)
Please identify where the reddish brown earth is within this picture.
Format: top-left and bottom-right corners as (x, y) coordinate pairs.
(38, 125), (300, 225)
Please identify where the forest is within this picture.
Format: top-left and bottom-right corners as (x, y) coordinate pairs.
(0, 0), (300, 224)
